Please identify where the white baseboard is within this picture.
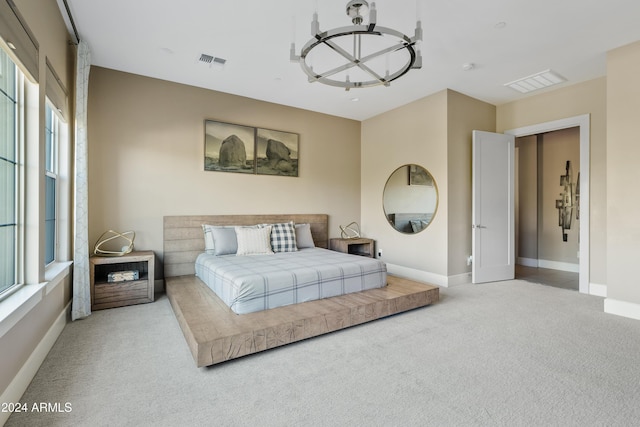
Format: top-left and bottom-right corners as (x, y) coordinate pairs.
(604, 298), (640, 321)
(447, 272), (472, 287)
(385, 263), (469, 287)
(517, 257), (539, 267)
(589, 283), (607, 297)
(517, 258), (580, 273)
(538, 259), (580, 273)
(0, 301), (70, 427)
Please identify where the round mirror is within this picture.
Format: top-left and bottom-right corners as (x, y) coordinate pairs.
(383, 164), (438, 234)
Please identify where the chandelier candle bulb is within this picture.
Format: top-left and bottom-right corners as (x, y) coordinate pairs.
(369, 2), (377, 27)
(311, 12), (319, 35)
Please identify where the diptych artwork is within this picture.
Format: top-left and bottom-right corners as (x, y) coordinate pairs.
(205, 120), (299, 177)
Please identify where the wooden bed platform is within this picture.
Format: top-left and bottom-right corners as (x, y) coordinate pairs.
(163, 214), (439, 367)
(166, 274), (439, 367)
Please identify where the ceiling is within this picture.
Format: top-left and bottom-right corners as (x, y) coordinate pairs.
(59, 0), (640, 121)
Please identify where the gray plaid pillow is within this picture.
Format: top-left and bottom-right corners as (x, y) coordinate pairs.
(267, 221), (298, 253)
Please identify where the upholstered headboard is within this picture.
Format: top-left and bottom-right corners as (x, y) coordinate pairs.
(163, 214), (329, 277)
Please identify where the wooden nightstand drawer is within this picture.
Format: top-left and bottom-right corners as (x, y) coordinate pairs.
(94, 280), (151, 308)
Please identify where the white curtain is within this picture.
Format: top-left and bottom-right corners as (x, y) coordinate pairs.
(71, 40), (91, 320)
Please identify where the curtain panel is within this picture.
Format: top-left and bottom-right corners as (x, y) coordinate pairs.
(71, 40), (91, 320)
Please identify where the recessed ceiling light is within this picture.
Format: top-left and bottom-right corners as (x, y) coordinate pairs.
(504, 69), (567, 94)
(462, 63), (475, 71)
(494, 21), (507, 29)
(350, 97), (360, 102)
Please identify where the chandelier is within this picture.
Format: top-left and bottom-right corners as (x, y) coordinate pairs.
(290, 1), (423, 90)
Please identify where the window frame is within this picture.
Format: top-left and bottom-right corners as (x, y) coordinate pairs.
(44, 100), (59, 266)
(0, 48), (24, 301)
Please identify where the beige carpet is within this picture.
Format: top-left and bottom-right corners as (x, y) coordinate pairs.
(7, 280), (640, 426)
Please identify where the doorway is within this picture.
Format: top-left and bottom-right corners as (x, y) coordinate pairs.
(515, 128), (580, 291)
(505, 114), (590, 294)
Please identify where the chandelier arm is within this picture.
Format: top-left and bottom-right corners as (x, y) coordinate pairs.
(359, 41), (416, 63)
(355, 62), (387, 84)
(301, 47), (416, 88)
(320, 39), (385, 82)
(309, 58), (359, 81)
(320, 38), (415, 83)
(315, 45), (416, 89)
(323, 39), (385, 83)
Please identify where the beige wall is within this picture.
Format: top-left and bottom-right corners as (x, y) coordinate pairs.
(0, 274), (71, 396)
(15, 0), (73, 86)
(87, 67), (362, 281)
(516, 135), (538, 260)
(497, 77), (607, 286)
(361, 90), (495, 284)
(447, 91), (496, 276)
(1, 0), (74, 405)
(361, 90), (448, 279)
(606, 41), (640, 306)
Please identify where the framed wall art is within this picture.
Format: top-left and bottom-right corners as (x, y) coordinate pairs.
(204, 120), (298, 177)
(204, 120), (255, 174)
(256, 127), (299, 177)
(408, 164), (433, 186)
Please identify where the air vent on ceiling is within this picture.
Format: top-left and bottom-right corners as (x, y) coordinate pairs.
(504, 69), (566, 94)
(198, 53), (227, 69)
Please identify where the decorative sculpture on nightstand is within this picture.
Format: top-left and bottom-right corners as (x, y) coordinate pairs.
(94, 230), (136, 256)
(339, 222), (361, 239)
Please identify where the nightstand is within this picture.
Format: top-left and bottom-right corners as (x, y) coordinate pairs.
(90, 250), (155, 310)
(329, 238), (375, 258)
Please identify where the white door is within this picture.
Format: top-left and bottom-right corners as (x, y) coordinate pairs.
(472, 131), (515, 283)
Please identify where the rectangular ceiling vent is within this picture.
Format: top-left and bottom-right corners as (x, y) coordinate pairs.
(504, 69), (566, 94)
(198, 54), (227, 69)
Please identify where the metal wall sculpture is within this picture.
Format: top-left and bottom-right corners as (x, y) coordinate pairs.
(556, 160), (576, 242)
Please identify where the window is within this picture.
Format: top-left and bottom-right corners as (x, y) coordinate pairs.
(45, 102), (58, 265)
(0, 49), (18, 295)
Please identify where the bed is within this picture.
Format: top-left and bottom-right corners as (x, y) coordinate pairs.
(164, 214), (439, 367)
(195, 248), (388, 314)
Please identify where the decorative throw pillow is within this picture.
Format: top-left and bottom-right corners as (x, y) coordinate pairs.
(268, 221), (298, 252)
(295, 223), (315, 249)
(211, 227), (238, 255)
(235, 225), (274, 256)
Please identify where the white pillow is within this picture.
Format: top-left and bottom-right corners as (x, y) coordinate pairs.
(202, 224), (216, 254)
(235, 225), (274, 256)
